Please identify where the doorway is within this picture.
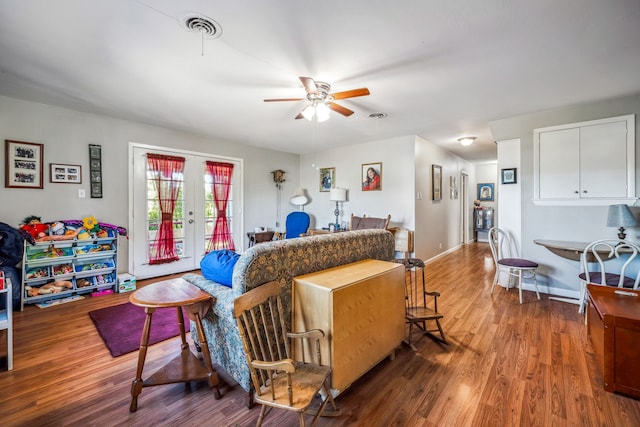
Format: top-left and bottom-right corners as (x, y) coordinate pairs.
(129, 143), (243, 279)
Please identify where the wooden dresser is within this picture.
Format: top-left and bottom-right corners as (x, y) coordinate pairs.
(293, 259), (405, 394)
(587, 284), (640, 398)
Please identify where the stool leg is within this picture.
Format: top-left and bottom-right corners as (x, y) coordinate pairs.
(130, 307), (155, 412)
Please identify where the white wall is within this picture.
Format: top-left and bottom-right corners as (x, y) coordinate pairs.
(490, 93), (640, 298)
(414, 136), (475, 261)
(0, 95), (299, 269)
(496, 139), (522, 253)
(298, 136), (415, 231)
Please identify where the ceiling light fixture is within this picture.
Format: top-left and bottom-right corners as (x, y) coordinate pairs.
(302, 101), (330, 122)
(458, 136), (477, 146)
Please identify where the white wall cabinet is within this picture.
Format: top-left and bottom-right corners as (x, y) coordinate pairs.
(533, 115), (635, 205)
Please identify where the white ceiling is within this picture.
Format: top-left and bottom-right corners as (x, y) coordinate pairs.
(0, 1), (639, 163)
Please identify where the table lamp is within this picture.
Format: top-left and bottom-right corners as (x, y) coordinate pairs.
(329, 188), (347, 230)
(290, 187), (309, 211)
(606, 204), (638, 240)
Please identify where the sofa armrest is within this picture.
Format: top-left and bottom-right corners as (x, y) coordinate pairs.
(182, 272), (237, 316)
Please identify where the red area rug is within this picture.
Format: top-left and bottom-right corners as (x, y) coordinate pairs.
(89, 303), (190, 357)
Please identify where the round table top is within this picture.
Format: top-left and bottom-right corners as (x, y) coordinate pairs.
(130, 278), (211, 308)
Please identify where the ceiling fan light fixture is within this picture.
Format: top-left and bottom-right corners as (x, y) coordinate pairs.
(315, 102), (330, 122)
(458, 136), (477, 146)
(301, 104), (315, 121)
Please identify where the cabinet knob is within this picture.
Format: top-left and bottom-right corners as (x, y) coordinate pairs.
(583, 190), (587, 193)
(574, 191), (579, 194)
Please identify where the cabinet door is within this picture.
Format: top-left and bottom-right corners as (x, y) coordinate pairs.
(538, 128), (580, 199)
(580, 121), (628, 198)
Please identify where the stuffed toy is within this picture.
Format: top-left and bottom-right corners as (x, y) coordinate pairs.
(25, 280), (73, 296)
(20, 215), (49, 239)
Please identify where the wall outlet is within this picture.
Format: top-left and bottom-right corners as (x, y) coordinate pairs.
(78, 189), (86, 198)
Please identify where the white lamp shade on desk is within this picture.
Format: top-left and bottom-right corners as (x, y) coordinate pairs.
(329, 188), (347, 202)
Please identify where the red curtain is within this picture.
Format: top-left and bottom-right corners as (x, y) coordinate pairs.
(147, 153), (185, 264)
(206, 161), (236, 252)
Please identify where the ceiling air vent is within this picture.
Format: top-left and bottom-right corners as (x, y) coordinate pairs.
(180, 13), (222, 39)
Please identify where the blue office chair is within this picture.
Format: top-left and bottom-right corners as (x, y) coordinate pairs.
(285, 211), (310, 239)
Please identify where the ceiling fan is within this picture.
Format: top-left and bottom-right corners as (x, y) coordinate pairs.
(264, 76), (370, 121)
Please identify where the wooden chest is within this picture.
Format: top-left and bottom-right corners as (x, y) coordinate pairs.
(587, 284), (640, 399)
(293, 259), (405, 394)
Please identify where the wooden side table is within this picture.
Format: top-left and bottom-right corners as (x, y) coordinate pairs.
(587, 284), (640, 398)
(128, 278), (220, 412)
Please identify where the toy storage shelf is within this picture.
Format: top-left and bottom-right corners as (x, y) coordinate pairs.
(21, 234), (118, 310)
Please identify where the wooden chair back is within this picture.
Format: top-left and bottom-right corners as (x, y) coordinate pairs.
(234, 281), (337, 425)
(349, 214), (391, 230)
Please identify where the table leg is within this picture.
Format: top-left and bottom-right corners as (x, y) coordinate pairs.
(130, 307), (155, 412)
(187, 301), (221, 399)
(176, 306), (188, 352)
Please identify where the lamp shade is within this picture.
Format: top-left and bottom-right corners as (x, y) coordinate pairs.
(290, 187), (308, 206)
(606, 204), (638, 227)
(329, 187), (347, 202)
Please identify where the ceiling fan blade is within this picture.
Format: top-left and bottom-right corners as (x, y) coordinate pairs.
(264, 98), (304, 102)
(328, 102), (354, 117)
(299, 76), (318, 95)
(331, 88), (370, 100)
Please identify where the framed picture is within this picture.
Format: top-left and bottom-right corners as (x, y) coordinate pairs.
(319, 167), (335, 192)
(431, 164), (442, 200)
(501, 168), (517, 184)
(5, 140), (44, 189)
(50, 163), (82, 184)
(88, 144), (102, 198)
(478, 183), (494, 201)
(362, 162), (382, 191)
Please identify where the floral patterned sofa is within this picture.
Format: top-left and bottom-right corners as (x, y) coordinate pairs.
(182, 229), (396, 395)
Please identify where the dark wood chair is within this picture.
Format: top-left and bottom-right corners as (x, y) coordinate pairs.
(349, 214), (391, 230)
(234, 281), (339, 426)
(394, 258), (446, 348)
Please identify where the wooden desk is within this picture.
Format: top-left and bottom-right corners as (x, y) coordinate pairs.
(247, 231), (275, 247)
(587, 284), (640, 398)
(128, 278), (220, 412)
(293, 259), (405, 394)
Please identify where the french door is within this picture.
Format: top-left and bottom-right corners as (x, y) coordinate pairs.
(129, 144), (243, 279)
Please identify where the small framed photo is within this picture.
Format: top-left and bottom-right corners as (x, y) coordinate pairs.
(477, 183), (494, 201)
(50, 163), (82, 184)
(319, 167), (335, 192)
(432, 164), (442, 200)
(501, 168), (517, 184)
(5, 140), (44, 189)
(362, 162), (382, 191)
(91, 182), (103, 198)
(89, 144), (102, 159)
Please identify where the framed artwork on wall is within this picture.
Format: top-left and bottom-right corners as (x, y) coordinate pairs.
(5, 140), (44, 189)
(89, 144), (102, 198)
(50, 163), (82, 183)
(431, 164), (442, 200)
(362, 162), (382, 191)
(501, 168), (517, 184)
(319, 167), (335, 192)
(477, 183), (494, 201)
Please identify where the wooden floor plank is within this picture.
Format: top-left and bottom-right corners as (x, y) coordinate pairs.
(1, 244), (640, 426)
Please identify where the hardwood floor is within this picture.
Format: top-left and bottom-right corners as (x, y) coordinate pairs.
(2, 243), (639, 426)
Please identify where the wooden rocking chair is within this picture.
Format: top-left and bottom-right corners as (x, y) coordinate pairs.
(394, 258), (446, 348)
(234, 281), (339, 426)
